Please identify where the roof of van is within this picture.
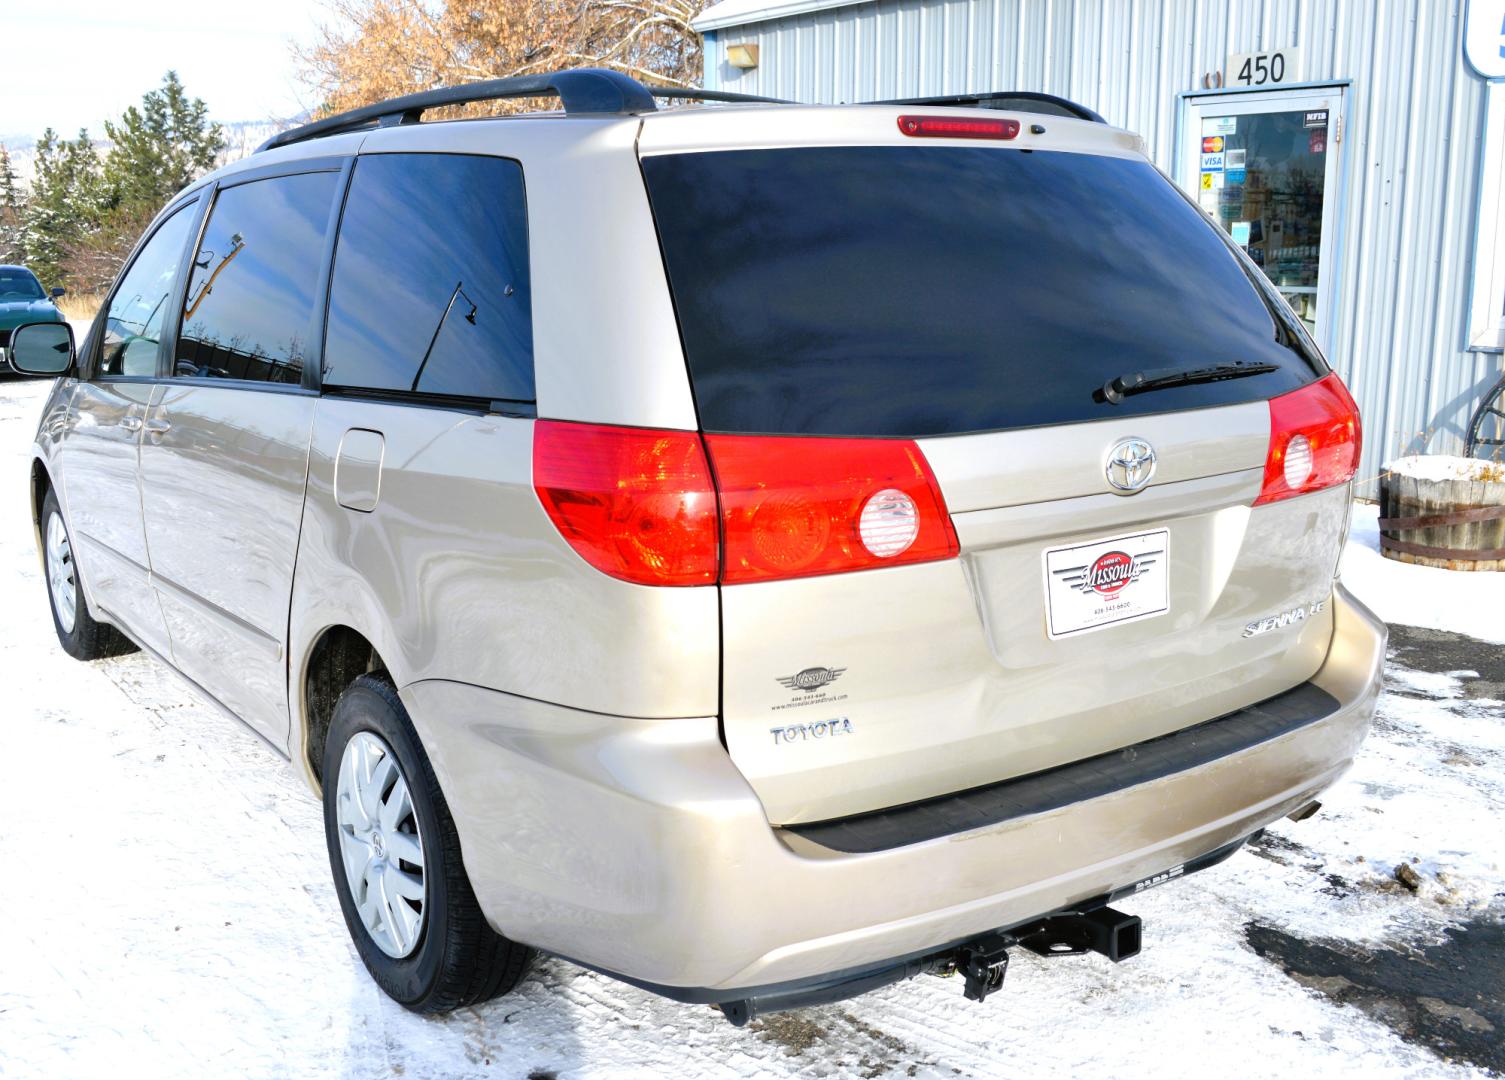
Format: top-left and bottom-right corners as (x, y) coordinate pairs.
(252, 69), (1110, 155)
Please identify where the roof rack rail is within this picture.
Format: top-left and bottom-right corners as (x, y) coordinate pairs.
(867, 91), (1106, 124)
(650, 86), (795, 105)
(256, 69), (794, 153)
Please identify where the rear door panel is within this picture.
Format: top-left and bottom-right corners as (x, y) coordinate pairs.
(139, 385), (317, 744)
(723, 464), (1345, 826)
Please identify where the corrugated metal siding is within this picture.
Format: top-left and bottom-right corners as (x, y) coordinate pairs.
(704, 0), (1503, 487)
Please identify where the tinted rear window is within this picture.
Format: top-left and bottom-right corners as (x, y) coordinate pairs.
(641, 146), (1321, 437)
(323, 153), (533, 403)
(177, 172), (339, 384)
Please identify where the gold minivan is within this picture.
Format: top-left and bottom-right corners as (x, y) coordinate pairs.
(13, 69), (1385, 1025)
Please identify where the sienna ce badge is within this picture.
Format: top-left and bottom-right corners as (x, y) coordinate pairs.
(1105, 437), (1157, 494)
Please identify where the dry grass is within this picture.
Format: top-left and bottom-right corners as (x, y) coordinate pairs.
(55, 293), (102, 324)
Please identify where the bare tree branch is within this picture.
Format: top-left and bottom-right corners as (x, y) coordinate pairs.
(297, 0), (707, 115)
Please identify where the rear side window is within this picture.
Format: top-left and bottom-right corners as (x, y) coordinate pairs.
(322, 153), (533, 403)
(641, 147), (1322, 437)
(177, 171), (340, 384)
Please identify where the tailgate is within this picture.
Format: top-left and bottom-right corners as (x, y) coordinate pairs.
(637, 109), (1347, 824)
(721, 407), (1345, 824)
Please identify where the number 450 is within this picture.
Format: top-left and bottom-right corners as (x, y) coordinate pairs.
(1238, 51), (1287, 85)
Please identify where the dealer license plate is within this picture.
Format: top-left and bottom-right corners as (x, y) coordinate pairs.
(1043, 530), (1170, 638)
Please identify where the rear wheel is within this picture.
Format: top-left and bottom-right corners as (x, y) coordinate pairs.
(40, 488), (137, 661)
(322, 674), (530, 1012)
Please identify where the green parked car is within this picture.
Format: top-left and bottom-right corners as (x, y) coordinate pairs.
(1, 265), (66, 373)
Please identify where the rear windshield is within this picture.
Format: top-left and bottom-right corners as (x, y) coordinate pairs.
(641, 146), (1322, 438)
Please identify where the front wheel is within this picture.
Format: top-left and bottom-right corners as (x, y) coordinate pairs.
(40, 488), (137, 661)
(322, 674), (531, 1012)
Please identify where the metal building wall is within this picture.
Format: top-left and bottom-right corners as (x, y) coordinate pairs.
(702, 0), (1501, 486)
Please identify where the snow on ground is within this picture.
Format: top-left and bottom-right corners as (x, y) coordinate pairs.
(1343, 502), (1505, 644)
(1, 375), (1501, 1079)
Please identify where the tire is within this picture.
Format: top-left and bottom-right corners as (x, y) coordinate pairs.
(40, 488), (137, 661)
(322, 673), (531, 1012)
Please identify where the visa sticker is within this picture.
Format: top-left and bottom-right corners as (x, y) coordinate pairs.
(1230, 221), (1252, 246)
(1200, 151), (1225, 171)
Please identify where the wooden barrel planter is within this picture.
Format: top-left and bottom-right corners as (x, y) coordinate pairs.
(1379, 456), (1505, 572)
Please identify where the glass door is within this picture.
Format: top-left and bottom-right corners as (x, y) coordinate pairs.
(1181, 86), (1345, 350)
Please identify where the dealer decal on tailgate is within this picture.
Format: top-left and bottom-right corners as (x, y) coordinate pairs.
(1043, 530), (1170, 638)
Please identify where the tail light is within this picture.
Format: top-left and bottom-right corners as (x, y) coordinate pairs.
(1255, 373), (1361, 505)
(533, 422), (959, 586)
(533, 421), (719, 586)
(705, 434), (959, 584)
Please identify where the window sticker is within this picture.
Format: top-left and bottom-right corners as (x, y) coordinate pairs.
(1230, 221), (1252, 247)
(1200, 151), (1226, 171)
(1203, 116), (1238, 136)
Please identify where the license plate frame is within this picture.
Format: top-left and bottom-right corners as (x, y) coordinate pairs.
(1042, 529), (1171, 639)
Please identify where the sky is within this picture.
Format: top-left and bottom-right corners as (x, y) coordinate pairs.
(0, 1), (327, 145)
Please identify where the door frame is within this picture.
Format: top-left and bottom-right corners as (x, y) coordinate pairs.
(1175, 81), (1349, 356)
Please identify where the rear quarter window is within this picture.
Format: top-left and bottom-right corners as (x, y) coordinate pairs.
(641, 146), (1323, 437)
(322, 153), (533, 403)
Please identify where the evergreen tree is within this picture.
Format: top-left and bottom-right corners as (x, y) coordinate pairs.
(0, 144), (23, 264)
(103, 71), (224, 212)
(22, 128), (104, 290)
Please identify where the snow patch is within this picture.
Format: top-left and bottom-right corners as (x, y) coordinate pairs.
(1342, 502), (1505, 644)
(1382, 454), (1505, 484)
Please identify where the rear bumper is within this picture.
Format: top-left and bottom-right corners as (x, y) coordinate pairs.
(403, 583), (1385, 994)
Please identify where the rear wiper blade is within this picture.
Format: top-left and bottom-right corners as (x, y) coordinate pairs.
(1094, 361), (1280, 404)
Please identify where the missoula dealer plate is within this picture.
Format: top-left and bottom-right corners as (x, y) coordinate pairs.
(1042, 529), (1170, 638)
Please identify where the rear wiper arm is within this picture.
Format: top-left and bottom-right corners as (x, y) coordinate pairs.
(1094, 361), (1280, 404)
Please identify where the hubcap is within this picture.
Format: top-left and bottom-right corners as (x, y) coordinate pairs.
(335, 731), (427, 958)
(45, 511), (77, 634)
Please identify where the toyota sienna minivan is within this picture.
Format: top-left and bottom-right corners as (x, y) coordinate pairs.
(12, 69), (1385, 1024)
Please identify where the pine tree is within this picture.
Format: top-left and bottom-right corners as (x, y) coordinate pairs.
(103, 71), (225, 212)
(0, 144), (23, 264)
(22, 128), (104, 290)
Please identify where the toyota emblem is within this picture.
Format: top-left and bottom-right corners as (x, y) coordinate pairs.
(1105, 438), (1157, 494)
